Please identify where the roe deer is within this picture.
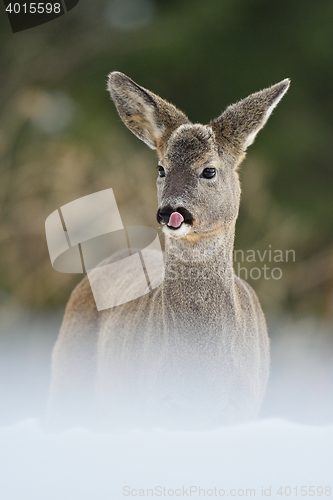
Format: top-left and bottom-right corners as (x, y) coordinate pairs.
(46, 73), (290, 429)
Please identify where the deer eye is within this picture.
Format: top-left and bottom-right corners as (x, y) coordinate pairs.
(202, 167), (216, 179)
(158, 166), (165, 178)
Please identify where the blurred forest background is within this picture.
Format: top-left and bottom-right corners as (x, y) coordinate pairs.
(0, 0), (333, 424)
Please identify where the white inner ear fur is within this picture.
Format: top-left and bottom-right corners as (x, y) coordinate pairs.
(245, 128), (261, 148)
(143, 104), (166, 149)
(245, 80), (290, 149)
(129, 93), (165, 150)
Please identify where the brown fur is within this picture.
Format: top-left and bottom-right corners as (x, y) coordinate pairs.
(46, 73), (290, 430)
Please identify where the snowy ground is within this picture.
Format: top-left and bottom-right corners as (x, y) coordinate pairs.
(0, 311), (332, 499)
(0, 417), (333, 499)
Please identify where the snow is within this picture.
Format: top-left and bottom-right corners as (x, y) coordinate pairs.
(0, 417), (332, 499)
(1, 312), (332, 499)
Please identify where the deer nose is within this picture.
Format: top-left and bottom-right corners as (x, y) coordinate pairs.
(156, 208), (173, 225)
(156, 206), (194, 226)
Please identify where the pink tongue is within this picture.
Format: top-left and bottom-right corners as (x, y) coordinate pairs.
(168, 212), (184, 228)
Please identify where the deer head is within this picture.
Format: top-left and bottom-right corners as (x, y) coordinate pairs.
(108, 72), (289, 242)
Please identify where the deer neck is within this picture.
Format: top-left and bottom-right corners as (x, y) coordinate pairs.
(163, 222), (236, 288)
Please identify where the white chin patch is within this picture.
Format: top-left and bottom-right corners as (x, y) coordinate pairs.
(162, 223), (191, 239)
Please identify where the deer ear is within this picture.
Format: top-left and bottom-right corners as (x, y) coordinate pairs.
(210, 79), (290, 153)
(108, 72), (190, 152)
